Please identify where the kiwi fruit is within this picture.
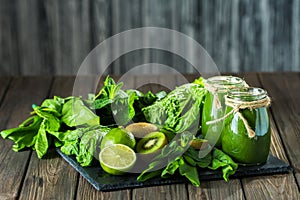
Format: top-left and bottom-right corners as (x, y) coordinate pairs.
(136, 132), (167, 154)
(125, 122), (159, 138)
(189, 138), (209, 150)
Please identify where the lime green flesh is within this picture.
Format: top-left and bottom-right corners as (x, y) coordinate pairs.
(99, 144), (136, 175)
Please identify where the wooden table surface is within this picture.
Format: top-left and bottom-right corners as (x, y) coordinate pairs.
(0, 72), (299, 200)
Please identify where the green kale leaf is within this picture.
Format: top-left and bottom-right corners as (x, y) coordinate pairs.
(143, 83), (206, 133)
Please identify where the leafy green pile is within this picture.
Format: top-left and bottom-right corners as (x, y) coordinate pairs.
(91, 77), (166, 125)
(0, 75), (238, 187)
(0, 96), (101, 159)
(0, 76), (163, 164)
(137, 132), (237, 186)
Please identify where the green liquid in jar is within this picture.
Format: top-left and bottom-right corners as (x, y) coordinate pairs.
(201, 76), (247, 147)
(221, 88), (271, 165)
(201, 91), (226, 147)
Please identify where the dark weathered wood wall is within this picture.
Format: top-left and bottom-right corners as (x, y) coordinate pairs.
(0, 0), (299, 75)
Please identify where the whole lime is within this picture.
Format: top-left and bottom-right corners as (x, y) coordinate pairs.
(100, 128), (136, 150)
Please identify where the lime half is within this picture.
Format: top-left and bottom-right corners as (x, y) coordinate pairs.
(99, 144), (136, 175)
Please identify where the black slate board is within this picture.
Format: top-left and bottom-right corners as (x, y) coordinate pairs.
(57, 149), (291, 191)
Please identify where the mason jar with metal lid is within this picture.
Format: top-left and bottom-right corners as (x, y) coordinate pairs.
(221, 87), (271, 165)
(201, 76), (248, 147)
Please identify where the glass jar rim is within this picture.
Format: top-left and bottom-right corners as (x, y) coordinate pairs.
(206, 76), (246, 89)
(227, 87), (267, 101)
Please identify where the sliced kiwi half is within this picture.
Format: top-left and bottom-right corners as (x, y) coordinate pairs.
(136, 132), (167, 154)
(125, 122), (159, 138)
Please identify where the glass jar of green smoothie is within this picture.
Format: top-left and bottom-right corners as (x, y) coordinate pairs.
(221, 87), (271, 165)
(201, 76), (248, 147)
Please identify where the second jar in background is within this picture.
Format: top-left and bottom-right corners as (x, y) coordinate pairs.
(201, 76), (248, 147)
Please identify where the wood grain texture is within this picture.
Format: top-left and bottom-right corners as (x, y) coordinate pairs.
(260, 73), (300, 157)
(259, 73), (300, 187)
(242, 174), (300, 200)
(19, 149), (78, 200)
(0, 77), (12, 167)
(1, 0), (300, 75)
(188, 179), (245, 200)
(132, 184), (188, 200)
(76, 178), (131, 200)
(0, 76), (52, 199)
(18, 76), (78, 200)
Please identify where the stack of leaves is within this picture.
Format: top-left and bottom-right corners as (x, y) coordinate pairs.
(0, 96), (101, 162)
(137, 131), (238, 186)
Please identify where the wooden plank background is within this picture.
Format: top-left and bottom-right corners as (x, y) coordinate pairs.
(0, 0), (299, 75)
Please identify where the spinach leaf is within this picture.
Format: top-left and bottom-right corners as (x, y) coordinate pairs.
(161, 157), (184, 178)
(93, 76), (164, 126)
(184, 147), (212, 168)
(61, 97), (100, 127)
(136, 169), (163, 182)
(0, 115), (42, 151)
(34, 120), (49, 158)
(59, 125), (111, 166)
(209, 148), (238, 181)
(1, 96), (66, 158)
(60, 140), (79, 156)
(76, 126), (110, 166)
(31, 102), (64, 158)
(193, 77), (205, 87)
(110, 90), (138, 125)
(39, 96), (66, 115)
(179, 162), (200, 186)
(94, 76), (123, 100)
(33, 105), (60, 133)
(1, 91), (109, 160)
(93, 76), (135, 125)
(57, 128), (86, 156)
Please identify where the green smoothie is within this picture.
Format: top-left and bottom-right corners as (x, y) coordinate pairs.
(221, 88), (271, 165)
